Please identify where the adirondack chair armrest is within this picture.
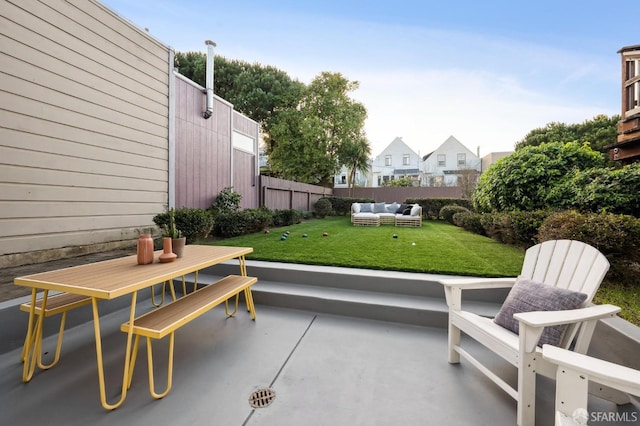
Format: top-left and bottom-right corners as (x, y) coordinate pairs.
(441, 277), (516, 310)
(515, 304), (621, 352)
(514, 304), (621, 328)
(542, 344), (640, 396)
(440, 277), (517, 290)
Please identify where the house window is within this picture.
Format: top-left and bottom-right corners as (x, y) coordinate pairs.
(437, 154), (446, 166)
(385, 155), (392, 166)
(457, 153), (466, 166)
(624, 54), (640, 116)
(403, 154), (410, 165)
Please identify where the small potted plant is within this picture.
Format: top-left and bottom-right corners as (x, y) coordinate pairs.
(164, 208), (186, 258)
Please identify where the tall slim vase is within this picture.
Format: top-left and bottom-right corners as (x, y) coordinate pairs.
(159, 237), (177, 263)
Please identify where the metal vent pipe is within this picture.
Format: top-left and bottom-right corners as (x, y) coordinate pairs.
(203, 40), (216, 119)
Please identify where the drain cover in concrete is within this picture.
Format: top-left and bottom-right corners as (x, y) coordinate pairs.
(249, 388), (276, 408)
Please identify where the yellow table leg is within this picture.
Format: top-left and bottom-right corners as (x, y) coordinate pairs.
(22, 289), (48, 382)
(245, 288), (257, 320)
(92, 291), (137, 410)
(238, 255), (247, 276)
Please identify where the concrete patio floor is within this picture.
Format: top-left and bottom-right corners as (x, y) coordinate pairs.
(0, 301), (635, 426)
(1, 254), (638, 425)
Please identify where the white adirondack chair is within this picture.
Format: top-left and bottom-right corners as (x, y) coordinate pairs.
(440, 240), (622, 426)
(542, 344), (640, 426)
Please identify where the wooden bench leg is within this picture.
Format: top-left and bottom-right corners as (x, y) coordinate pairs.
(146, 333), (174, 399)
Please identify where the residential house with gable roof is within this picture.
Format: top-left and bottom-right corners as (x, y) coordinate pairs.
(421, 135), (481, 186)
(369, 137), (422, 187)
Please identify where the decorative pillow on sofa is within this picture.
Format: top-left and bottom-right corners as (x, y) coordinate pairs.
(352, 203), (361, 214)
(373, 202), (387, 213)
(410, 204), (420, 216)
(360, 203), (373, 213)
(396, 204), (411, 214)
(493, 277), (588, 346)
(386, 202), (400, 213)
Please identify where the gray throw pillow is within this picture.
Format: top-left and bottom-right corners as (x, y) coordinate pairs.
(360, 203), (373, 212)
(373, 202), (387, 213)
(493, 277), (588, 347)
(386, 202), (400, 213)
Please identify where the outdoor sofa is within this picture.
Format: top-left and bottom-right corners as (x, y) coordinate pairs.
(351, 202), (422, 227)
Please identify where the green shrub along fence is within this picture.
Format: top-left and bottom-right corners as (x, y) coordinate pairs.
(322, 196), (473, 219)
(155, 193), (640, 287)
(450, 208), (640, 286)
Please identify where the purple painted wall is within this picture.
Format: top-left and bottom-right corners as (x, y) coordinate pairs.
(173, 74), (258, 209)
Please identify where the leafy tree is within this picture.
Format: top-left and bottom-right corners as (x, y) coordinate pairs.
(268, 72), (368, 185)
(340, 136), (371, 196)
(547, 163), (640, 216)
(174, 51), (207, 85)
(515, 115), (620, 158)
(473, 142), (605, 212)
(174, 52), (303, 135)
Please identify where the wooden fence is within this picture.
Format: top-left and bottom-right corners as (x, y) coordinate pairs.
(260, 176), (332, 211)
(332, 186), (462, 202)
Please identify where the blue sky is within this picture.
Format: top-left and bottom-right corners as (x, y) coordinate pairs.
(101, 0), (633, 157)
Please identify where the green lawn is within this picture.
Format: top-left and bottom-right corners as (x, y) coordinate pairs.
(207, 217), (524, 277)
(204, 216), (639, 325)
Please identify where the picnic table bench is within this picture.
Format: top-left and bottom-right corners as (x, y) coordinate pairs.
(121, 274), (258, 398)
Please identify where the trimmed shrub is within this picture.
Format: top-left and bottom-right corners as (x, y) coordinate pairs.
(314, 197), (333, 218)
(406, 198), (473, 220)
(507, 210), (551, 248)
(440, 205), (470, 224)
(210, 187), (241, 215)
(453, 212), (486, 236)
(479, 212), (513, 244)
(153, 207), (214, 243)
(271, 209), (303, 227)
(537, 211), (640, 284)
(214, 208), (273, 238)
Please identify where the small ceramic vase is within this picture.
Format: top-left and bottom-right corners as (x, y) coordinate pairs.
(159, 237), (177, 263)
(136, 234), (154, 265)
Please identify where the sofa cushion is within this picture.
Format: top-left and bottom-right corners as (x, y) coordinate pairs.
(373, 202), (387, 213)
(410, 204), (420, 216)
(386, 202), (400, 213)
(352, 203), (361, 214)
(360, 203), (373, 213)
(493, 277), (588, 346)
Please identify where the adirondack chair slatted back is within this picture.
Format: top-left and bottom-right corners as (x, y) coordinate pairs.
(519, 240), (610, 349)
(520, 240), (610, 303)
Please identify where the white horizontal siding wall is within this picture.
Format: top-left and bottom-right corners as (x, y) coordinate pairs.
(0, 0), (171, 262)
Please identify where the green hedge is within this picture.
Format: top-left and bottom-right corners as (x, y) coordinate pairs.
(323, 196), (373, 216)
(439, 205), (470, 224)
(406, 198), (473, 220)
(537, 211), (640, 284)
(153, 207), (214, 243)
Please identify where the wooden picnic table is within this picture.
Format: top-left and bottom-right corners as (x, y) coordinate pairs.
(15, 245), (253, 410)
